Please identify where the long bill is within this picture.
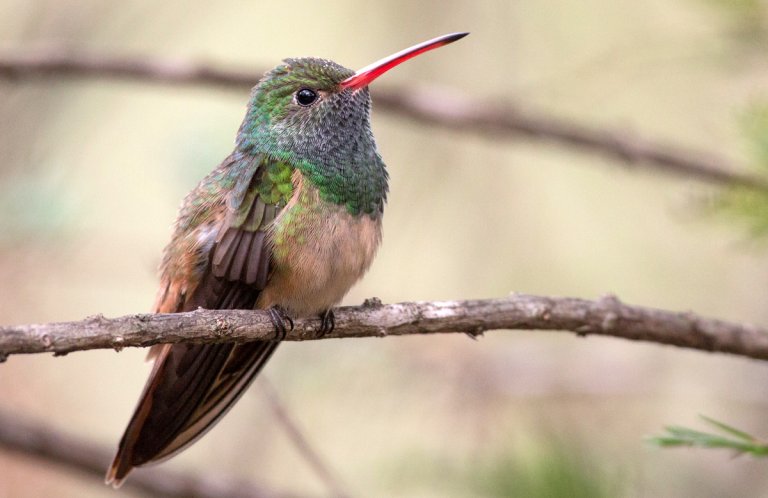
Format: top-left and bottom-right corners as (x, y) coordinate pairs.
(340, 32), (469, 90)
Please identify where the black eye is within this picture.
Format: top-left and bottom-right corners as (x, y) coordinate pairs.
(296, 88), (318, 106)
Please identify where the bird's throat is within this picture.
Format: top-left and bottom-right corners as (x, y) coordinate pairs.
(294, 155), (388, 217)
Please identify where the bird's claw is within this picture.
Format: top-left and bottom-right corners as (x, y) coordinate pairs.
(317, 309), (335, 338)
(268, 306), (294, 341)
(464, 329), (484, 341)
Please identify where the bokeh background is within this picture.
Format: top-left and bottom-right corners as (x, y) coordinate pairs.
(2, 1), (768, 496)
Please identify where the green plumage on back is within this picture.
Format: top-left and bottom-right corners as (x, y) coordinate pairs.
(259, 161), (294, 205)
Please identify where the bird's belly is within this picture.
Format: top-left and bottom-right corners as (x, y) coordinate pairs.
(257, 203), (382, 316)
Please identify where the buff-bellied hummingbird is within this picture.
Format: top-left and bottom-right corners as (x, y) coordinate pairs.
(106, 32), (468, 486)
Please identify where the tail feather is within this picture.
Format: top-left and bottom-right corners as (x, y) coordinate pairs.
(106, 340), (279, 486)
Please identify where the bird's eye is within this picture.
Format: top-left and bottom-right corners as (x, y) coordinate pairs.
(296, 88), (318, 106)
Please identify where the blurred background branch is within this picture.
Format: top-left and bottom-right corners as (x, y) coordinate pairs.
(0, 50), (764, 192)
(2, 294), (768, 361)
(259, 378), (352, 498)
(0, 409), (300, 498)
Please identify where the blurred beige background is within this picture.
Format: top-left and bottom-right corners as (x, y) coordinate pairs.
(1, 0), (768, 496)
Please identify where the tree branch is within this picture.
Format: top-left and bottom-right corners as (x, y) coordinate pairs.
(1, 294), (767, 362)
(0, 50), (764, 192)
(0, 409), (301, 498)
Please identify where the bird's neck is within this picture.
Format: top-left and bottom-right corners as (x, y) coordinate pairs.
(235, 92), (388, 217)
(236, 146), (388, 219)
(295, 155), (388, 218)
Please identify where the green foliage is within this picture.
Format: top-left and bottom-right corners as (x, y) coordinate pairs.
(384, 439), (621, 498)
(715, 186), (768, 237)
(649, 415), (768, 456)
(743, 103), (768, 165)
(703, 0), (768, 42)
(714, 102), (768, 236)
(468, 446), (620, 498)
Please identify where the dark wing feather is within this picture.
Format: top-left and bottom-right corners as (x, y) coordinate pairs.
(107, 155), (285, 486)
(152, 339), (277, 461)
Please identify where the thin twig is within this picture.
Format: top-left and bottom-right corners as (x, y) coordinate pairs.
(260, 378), (353, 498)
(0, 409), (301, 498)
(1, 294), (768, 362)
(0, 50), (763, 192)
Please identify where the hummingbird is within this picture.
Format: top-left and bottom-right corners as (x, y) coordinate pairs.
(106, 32), (468, 486)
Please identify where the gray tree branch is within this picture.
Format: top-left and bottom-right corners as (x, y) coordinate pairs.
(0, 409), (300, 498)
(1, 294), (768, 362)
(0, 50), (764, 192)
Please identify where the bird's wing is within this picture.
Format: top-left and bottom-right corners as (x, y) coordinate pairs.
(107, 154), (293, 486)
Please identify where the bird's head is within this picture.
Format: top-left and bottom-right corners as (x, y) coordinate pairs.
(236, 32), (468, 167)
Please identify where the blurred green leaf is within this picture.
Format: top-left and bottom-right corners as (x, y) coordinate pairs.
(713, 186), (768, 238)
(384, 438), (621, 498)
(699, 414), (756, 441)
(649, 415), (768, 457)
(743, 103), (768, 167)
(713, 102), (768, 237)
(703, 0), (768, 43)
(469, 447), (619, 498)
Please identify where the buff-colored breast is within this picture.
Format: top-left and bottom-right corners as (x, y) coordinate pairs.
(257, 171), (382, 316)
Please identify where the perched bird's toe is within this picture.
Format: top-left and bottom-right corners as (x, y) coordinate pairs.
(268, 306), (293, 340)
(317, 309), (335, 338)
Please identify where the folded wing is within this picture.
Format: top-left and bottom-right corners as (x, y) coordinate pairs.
(107, 155), (289, 486)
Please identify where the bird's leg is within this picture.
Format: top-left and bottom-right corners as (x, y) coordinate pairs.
(317, 309), (335, 338)
(267, 305), (294, 341)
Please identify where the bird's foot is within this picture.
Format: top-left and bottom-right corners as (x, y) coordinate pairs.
(464, 328), (484, 341)
(268, 305), (294, 341)
(317, 309), (335, 338)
